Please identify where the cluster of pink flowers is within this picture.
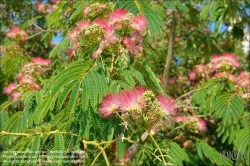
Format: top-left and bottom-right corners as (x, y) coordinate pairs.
(4, 57), (51, 102)
(188, 53), (241, 82)
(175, 115), (207, 133)
(68, 4), (147, 59)
(36, 0), (59, 13)
(99, 87), (177, 123)
(3, 83), (21, 102)
(210, 53), (240, 71)
(99, 87), (145, 118)
(6, 26), (28, 40)
(186, 53), (250, 92)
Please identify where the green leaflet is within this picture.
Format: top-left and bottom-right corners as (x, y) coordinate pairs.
(118, 0), (164, 36)
(35, 91), (43, 105)
(67, 82), (80, 114)
(2, 53), (23, 77)
(169, 142), (189, 166)
(49, 37), (70, 58)
(0, 110), (9, 131)
(22, 91), (36, 106)
(116, 139), (125, 160)
(234, 127), (249, 152)
(56, 80), (77, 111)
(81, 67), (109, 110)
(54, 133), (65, 165)
(162, 1), (189, 12)
(200, 1), (211, 20)
(213, 93), (244, 125)
(0, 111), (22, 144)
(70, 1), (88, 20)
(133, 61), (163, 93)
(0, 138), (33, 164)
(196, 141), (233, 166)
(0, 101), (13, 111)
(29, 136), (40, 166)
(128, 68), (146, 86)
(19, 15), (43, 29)
(32, 97), (52, 125)
(51, 109), (68, 127)
(118, 68), (135, 87)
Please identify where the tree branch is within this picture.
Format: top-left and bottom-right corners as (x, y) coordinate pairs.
(163, 11), (178, 90)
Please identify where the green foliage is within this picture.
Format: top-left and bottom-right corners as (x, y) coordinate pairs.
(168, 141), (189, 166)
(49, 37), (70, 58)
(1, 0), (249, 165)
(117, 0), (164, 36)
(29, 136), (40, 166)
(162, 1), (190, 12)
(133, 61), (163, 93)
(196, 141), (233, 166)
(116, 140), (125, 160)
(192, 78), (248, 144)
(233, 126), (249, 152)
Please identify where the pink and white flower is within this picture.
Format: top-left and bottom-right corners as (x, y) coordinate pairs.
(129, 15), (147, 33)
(119, 87), (145, 112)
(29, 82), (41, 90)
(11, 92), (22, 102)
(99, 94), (121, 118)
(157, 95), (177, 115)
(188, 70), (196, 81)
(32, 57), (51, 66)
(109, 9), (129, 24)
(6, 26), (28, 39)
(4, 83), (17, 95)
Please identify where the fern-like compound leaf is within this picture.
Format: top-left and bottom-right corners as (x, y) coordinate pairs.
(29, 136), (40, 166)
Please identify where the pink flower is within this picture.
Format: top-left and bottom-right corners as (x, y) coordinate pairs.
(119, 87), (145, 112)
(175, 116), (189, 123)
(92, 48), (102, 60)
(168, 77), (176, 84)
(69, 26), (78, 40)
(236, 72), (250, 88)
(109, 9), (128, 24)
(215, 72), (225, 78)
(29, 83), (41, 90)
(84, 6), (90, 17)
(196, 64), (205, 73)
(228, 74), (236, 81)
(210, 54), (220, 63)
(67, 48), (74, 58)
(123, 37), (134, 49)
(6, 26), (28, 39)
(129, 15), (147, 33)
(99, 94), (121, 118)
(222, 53), (240, 67)
(183, 140), (193, 148)
(212, 61), (223, 71)
(51, 0), (59, 4)
(11, 92), (22, 102)
(19, 76), (34, 84)
(4, 83), (17, 95)
(32, 57), (51, 66)
(36, 2), (44, 12)
(97, 4), (107, 12)
(157, 95), (177, 115)
(198, 118), (207, 132)
(94, 19), (113, 35)
(77, 20), (89, 31)
(188, 70), (196, 81)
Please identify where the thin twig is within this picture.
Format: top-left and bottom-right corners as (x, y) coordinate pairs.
(176, 89), (197, 101)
